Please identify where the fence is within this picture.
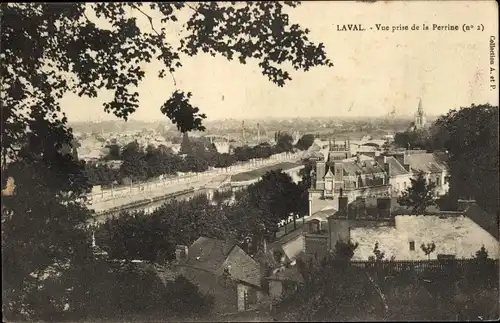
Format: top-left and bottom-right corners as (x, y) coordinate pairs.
(349, 258), (499, 276)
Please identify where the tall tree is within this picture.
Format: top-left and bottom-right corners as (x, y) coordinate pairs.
(247, 170), (299, 236)
(1, 2), (333, 320)
(295, 134), (315, 151)
(179, 132), (193, 155)
(397, 171), (437, 215)
(275, 131), (294, 153)
(119, 141), (147, 181)
(104, 143), (121, 160)
(431, 104), (499, 214)
(1, 117), (92, 320)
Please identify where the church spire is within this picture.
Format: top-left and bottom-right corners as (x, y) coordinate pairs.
(415, 97), (426, 129)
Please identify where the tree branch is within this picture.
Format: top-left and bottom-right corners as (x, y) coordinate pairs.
(129, 4), (178, 87)
(129, 3), (160, 37)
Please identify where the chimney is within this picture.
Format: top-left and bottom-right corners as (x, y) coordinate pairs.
(334, 162), (344, 182)
(384, 161), (391, 177)
(338, 195), (348, 217)
(175, 245), (188, 262)
(376, 197), (392, 219)
(403, 152), (409, 166)
(354, 196), (367, 218)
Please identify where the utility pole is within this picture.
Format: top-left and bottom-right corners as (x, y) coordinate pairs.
(257, 122), (260, 143)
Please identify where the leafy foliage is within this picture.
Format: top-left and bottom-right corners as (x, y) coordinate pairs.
(372, 242), (386, 262)
(474, 245), (489, 261)
(167, 276), (215, 317)
(1, 2), (332, 154)
(295, 134), (315, 151)
(161, 91), (206, 133)
(397, 171), (437, 214)
(430, 104), (499, 214)
(247, 169), (303, 237)
(97, 195), (232, 262)
(393, 129), (432, 151)
(64, 260), (214, 321)
(97, 168), (308, 260)
(1, 119), (92, 320)
(1, 2), (333, 320)
(277, 254), (499, 321)
(274, 131), (294, 153)
(277, 250), (381, 322)
(420, 242), (436, 260)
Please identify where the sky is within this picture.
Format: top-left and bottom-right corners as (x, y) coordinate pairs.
(61, 1), (499, 122)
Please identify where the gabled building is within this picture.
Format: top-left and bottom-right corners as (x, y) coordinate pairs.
(302, 196), (498, 262)
(308, 141), (391, 215)
(173, 237), (267, 314)
(385, 150), (449, 196)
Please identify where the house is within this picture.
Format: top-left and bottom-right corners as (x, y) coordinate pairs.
(325, 197), (499, 261)
(387, 150), (450, 196)
(266, 264), (304, 303)
(374, 155), (413, 197)
(308, 141), (391, 215)
(298, 194), (499, 262)
(253, 240), (304, 304)
(459, 199), (499, 240)
(173, 237), (267, 314)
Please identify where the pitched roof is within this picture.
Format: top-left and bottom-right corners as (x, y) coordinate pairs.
(350, 215), (499, 261)
(185, 237), (236, 272)
(342, 160), (385, 176)
(386, 156), (410, 176)
(405, 153), (448, 173)
(343, 154), (374, 163)
(347, 197), (440, 217)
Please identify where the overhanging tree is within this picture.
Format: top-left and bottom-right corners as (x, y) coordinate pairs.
(1, 2), (333, 320)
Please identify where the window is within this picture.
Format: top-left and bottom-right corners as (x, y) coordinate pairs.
(436, 177), (440, 186)
(409, 241), (415, 251)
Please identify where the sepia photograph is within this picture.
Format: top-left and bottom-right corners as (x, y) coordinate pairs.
(1, 1), (499, 322)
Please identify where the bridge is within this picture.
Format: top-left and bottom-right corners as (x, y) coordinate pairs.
(87, 151), (305, 218)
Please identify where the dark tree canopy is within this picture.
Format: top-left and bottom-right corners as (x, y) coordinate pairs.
(295, 133), (315, 150)
(1, 2), (334, 320)
(1, 2), (333, 163)
(431, 104), (499, 214)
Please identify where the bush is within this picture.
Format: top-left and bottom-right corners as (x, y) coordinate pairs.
(167, 276), (215, 317)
